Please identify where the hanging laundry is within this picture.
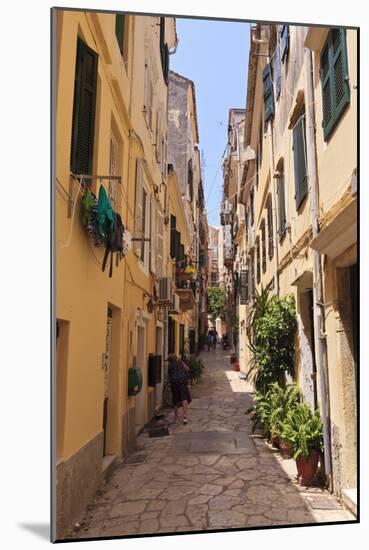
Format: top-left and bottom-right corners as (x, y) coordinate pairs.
(97, 184), (115, 239)
(82, 190), (102, 246)
(102, 211), (125, 278)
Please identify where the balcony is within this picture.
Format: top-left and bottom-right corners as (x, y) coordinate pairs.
(175, 278), (197, 311)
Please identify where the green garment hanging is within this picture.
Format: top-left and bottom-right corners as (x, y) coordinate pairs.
(82, 190), (96, 226)
(97, 184), (115, 238)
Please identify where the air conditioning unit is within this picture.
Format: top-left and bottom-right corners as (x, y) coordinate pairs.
(158, 277), (173, 303)
(169, 293), (180, 314)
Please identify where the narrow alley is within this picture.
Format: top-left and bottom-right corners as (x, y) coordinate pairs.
(70, 348), (353, 539)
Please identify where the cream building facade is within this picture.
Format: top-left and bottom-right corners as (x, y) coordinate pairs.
(229, 23), (357, 512)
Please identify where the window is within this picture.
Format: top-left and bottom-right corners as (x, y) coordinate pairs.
(267, 196), (274, 259)
(263, 63), (275, 123)
(159, 18), (169, 84)
(256, 237), (261, 284)
(211, 272), (218, 287)
(261, 221), (266, 273)
(134, 160), (150, 265)
(281, 25), (289, 62)
(293, 109), (308, 210)
(179, 324), (185, 358)
(320, 28), (350, 141)
(240, 269), (249, 305)
(70, 38), (98, 175)
(249, 254), (255, 300)
(170, 215), (176, 259)
(278, 172), (287, 240)
(155, 111), (161, 163)
(156, 209), (164, 277)
(250, 188), (255, 226)
(115, 14), (125, 55)
(150, 197), (157, 274)
(141, 188), (147, 262)
(168, 317), (176, 354)
(188, 159), (194, 203)
(108, 130), (120, 210)
(274, 45), (281, 100)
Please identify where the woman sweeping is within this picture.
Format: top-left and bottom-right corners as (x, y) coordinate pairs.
(167, 354), (191, 424)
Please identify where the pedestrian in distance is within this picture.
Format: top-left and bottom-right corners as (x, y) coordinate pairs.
(212, 330), (217, 350)
(207, 331), (213, 352)
(167, 353), (191, 425)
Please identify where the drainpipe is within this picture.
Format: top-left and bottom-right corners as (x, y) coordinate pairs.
(305, 47), (332, 487)
(266, 118), (280, 296)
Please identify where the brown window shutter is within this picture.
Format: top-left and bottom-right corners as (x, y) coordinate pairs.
(70, 38), (98, 175)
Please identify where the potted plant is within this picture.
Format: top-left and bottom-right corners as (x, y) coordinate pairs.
(176, 267), (188, 281)
(185, 265), (197, 279)
(280, 403), (324, 485)
(269, 383), (302, 457)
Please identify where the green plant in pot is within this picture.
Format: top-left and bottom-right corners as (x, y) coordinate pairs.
(250, 383), (287, 444)
(269, 383), (302, 457)
(280, 403), (324, 485)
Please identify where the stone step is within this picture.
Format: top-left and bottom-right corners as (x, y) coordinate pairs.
(342, 488), (357, 517)
(102, 454), (117, 481)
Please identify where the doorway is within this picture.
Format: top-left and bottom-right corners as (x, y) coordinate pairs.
(155, 326), (163, 410)
(56, 319), (69, 462)
(135, 325), (146, 431)
(102, 307), (113, 457)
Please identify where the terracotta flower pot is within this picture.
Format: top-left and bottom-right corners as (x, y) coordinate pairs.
(271, 434), (280, 449)
(233, 362), (240, 372)
(296, 449), (320, 485)
(279, 437), (293, 458)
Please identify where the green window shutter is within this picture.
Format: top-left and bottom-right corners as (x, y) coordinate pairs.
(261, 221), (266, 273)
(321, 29), (350, 141)
(70, 38), (98, 175)
(274, 45), (281, 99)
(115, 15), (125, 54)
(256, 237), (261, 284)
(281, 25), (289, 62)
(263, 63), (275, 123)
(170, 215), (176, 259)
(174, 230), (180, 260)
(278, 174), (287, 239)
(293, 113), (308, 210)
(179, 243), (185, 263)
(267, 199), (274, 259)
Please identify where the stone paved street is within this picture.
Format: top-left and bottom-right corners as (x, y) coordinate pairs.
(71, 348), (354, 539)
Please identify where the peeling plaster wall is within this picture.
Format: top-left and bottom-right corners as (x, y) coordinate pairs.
(168, 73), (189, 196)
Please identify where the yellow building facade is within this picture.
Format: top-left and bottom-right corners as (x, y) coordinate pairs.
(231, 23), (357, 511)
(54, 9), (177, 538)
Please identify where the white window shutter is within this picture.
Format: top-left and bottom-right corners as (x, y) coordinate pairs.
(134, 159), (143, 257)
(150, 197), (157, 274)
(157, 209), (164, 277)
(144, 190), (150, 269)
